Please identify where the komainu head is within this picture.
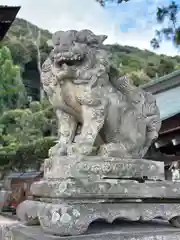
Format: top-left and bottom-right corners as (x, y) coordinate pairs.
(48, 29), (107, 67)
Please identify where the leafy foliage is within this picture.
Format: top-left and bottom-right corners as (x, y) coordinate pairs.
(151, 1), (180, 49)
(0, 136), (56, 175)
(2, 17), (180, 91)
(0, 101), (57, 173)
(0, 45), (57, 173)
(96, 0), (129, 6)
(3, 18), (52, 101)
(109, 44), (179, 86)
(0, 46), (27, 112)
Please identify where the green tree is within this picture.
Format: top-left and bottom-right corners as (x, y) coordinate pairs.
(0, 101), (57, 175)
(158, 58), (175, 76)
(151, 1), (180, 49)
(3, 18), (52, 101)
(0, 46), (27, 112)
(145, 62), (158, 78)
(175, 64), (180, 70)
(126, 69), (150, 86)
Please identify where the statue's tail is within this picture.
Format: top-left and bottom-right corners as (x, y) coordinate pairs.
(111, 75), (142, 104)
(111, 76), (137, 95)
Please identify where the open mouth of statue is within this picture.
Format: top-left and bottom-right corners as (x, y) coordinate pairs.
(54, 53), (83, 66)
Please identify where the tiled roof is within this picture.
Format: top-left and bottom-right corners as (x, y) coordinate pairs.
(0, 6), (20, 41)
(141, 69), (180, 120)
(142, 70), (180, 89)
(155, 85), (180, 120)
(7, 171), (42, 179)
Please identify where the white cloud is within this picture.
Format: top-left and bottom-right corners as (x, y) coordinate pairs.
(1, 0), (179, 56)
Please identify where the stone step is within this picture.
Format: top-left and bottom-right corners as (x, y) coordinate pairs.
(5, 221), (180, 240)
(30, 179), (180, 199)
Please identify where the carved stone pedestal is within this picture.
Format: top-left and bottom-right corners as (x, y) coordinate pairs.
(15, 156), (180, 236)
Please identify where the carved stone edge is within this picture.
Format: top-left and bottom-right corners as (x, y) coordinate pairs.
(30, 178), (180, 199)
(16, 200), (180, 236)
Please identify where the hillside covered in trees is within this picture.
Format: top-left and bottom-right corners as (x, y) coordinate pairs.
(3, 18), (180, 100)
(0, 17), (180, 175)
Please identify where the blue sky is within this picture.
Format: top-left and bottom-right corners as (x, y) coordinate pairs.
(105, 0), (180, 32)
(1, 0), (180, 56)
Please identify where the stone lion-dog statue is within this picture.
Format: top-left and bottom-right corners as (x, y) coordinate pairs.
(41, 29), (161, 159)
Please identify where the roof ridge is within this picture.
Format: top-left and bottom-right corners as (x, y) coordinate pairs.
(142, 69), (180, 88)
(0, 5), (21, 7)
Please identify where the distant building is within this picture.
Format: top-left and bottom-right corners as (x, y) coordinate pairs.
(0, 5), (20, 41)
(142, 70), (180, 179)
(5, 171), (43, 206)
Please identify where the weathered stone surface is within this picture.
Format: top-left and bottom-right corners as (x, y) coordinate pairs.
(42, 29), (161, 159)
(44, 156), (164, 180)
(30, 179), (180, 199)
(16, 200), (180, 236)
(14, 29), (164, 237)
(16, 199), (41, 225)
(3, 221), (180, 240)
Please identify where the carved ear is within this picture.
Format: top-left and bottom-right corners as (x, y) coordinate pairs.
(76, 29), (94, 43)
(52, 30), (78, 45)
(77, 30), (107, 45)
(52, 31), (64, 45)
(96, 35), (108, 44)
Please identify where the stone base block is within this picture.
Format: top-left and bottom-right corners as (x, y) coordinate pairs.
(44, 156), (164, 180)
(3, 220), (180, 240)
(16, 200), (180, 236)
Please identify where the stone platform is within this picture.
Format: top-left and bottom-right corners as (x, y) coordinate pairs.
(16, 200), (180, 236)
(2, 220), (180, 240)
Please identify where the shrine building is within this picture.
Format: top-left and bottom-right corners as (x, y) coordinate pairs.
(143, 70), (180, 179)
(0, 5), (20, 41)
